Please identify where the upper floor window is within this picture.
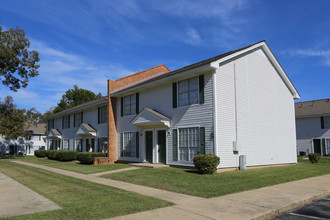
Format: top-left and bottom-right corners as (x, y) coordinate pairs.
(178, 76), (199, 107)
(62, 115), (70, 129)
(74, 112), (83, 127)
(324, 116), (330, 129)
(173, 75), (204, 108)
(98, 106), (107, 124)
(121, 93), (139, 116)
(47, 119), (54, 132)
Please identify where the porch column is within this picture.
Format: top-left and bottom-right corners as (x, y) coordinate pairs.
(107, 80), (117, 163)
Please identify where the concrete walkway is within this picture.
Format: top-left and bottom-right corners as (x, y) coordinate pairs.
(12, 161), (330, 220)
(0, 171), (61, 218)
(90, 167), (140, 176)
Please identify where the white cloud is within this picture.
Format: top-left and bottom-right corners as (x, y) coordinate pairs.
(184, 28), (202, 45)
(282, 49), (330, 66)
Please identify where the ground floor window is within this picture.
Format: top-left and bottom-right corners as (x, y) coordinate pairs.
(122, 132), (137, 158)
(75, 139), (82, 152)
(63, 139), (69, 151)
(98, 137), (107, 153)
(326, 139), (330, 156)
(179, 127), (199, 161)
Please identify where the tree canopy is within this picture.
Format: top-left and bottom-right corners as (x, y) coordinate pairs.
(0, 96), (42, 139)
(0, 24), (40, 91)
(53, 85), (102, 113)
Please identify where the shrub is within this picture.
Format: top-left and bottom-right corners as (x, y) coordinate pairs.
(46, 150), (58, 160)
(35, 150), (47, 157)
(308, 153), (321, 163)
(193, 154), (220, 174)
(54, 150), (78, 161)
(77, 152), (106, 164)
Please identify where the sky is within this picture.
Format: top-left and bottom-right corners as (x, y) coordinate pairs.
(1, 0), (330, 113)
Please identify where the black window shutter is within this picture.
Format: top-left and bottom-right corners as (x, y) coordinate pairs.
(321, 117), (324, 129)
(136, 131), (139, 158)
(172, 83), (177, 108)
(62, 117), (64, 129)
(199, 127), (205, 154)
(173, 129), (178, 161)
(68, 115), (70, 128)
(136, 93), (139, 114)
(199, 75), (204, 104)
(81, 112), (83, 123)
(73, 114), (76, 127)
(121, 97), (123, 117)
(98, 107), (100, 124)
(98, 138), (100, 152)
(120, 133), (123, 157)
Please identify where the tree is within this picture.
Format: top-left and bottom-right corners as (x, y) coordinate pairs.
(53, 85), (102, 113)
(0, 24), (40, 91)
(0, 96), (42, 139)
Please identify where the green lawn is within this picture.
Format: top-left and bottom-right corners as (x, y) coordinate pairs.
(105, 157), (330, 198)
(14, 156), (130, 174)
(0, 160), (172, 220)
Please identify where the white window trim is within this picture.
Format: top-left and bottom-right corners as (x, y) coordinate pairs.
(122, 94), (136, 116)
(121, 131), (138, 158)
(177, 76), (200, 108)
(175, 126), (201, 162)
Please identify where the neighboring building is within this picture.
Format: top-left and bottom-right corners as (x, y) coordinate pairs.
(105, 41), (300, 168)
(0, 123), (46, 155)
(295, 99), (330, 156)
(45, 96), (108, 153)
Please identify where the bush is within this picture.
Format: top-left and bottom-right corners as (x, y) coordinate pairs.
(46, 150), (58, 160)
(308, 153), (321, 163)
(193, 154), (220, 174)
(54, 150), (78, 161)
(77, 152), (106, 164)
(35, 150), (47, 157)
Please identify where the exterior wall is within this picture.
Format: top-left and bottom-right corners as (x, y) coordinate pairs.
(46, 105), (107, 152)
(216, 48), (297, 168)
(116, 71), (214, 165)
(0, 135), (45, 155)
(296, 117), (330, 155)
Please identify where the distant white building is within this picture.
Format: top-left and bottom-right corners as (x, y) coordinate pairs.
(296, 99), (330, 156)
(0, 123), (46, 155)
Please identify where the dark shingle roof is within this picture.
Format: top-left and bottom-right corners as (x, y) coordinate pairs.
(47, 96), (107, 119)
(295, 98), (330, 117)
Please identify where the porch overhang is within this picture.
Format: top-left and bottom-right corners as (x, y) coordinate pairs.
(47, 129), (62, 139)
(75, 123), (97, 137)
(130, 108), (171, 128)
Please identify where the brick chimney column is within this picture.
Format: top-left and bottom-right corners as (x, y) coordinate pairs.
(107, 80), (117, 163)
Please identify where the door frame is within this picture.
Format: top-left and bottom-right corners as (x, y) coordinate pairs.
(312, 138), (322, 154)
(144, 129), (154, 163)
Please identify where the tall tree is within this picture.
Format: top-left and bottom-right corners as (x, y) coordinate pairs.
(0, 24), (40, 91)
(53, 85), (102, 113)
(0, 96), (41, 139)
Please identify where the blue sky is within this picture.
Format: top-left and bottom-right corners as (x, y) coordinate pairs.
(1, 0), (330, 113)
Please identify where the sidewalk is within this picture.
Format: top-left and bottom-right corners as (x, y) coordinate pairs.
(13, 161), (330, 220)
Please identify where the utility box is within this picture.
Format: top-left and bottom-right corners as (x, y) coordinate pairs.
(239, 155), (246, 170)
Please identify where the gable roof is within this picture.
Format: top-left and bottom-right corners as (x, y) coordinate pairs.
(295, 98), (330, 117)
(25, 123), (46, 135)
(46, 96), (107, 119)
(110, 41), (300, 99)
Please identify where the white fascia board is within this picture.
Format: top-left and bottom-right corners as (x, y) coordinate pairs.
(210, 42), (300, 99)
(296, 113), (330, 119)
(111, 65), (215, 97)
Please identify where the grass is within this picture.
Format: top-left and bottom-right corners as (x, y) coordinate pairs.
(14, 156), (130, 174)
(105, 157), (330, 198)
(0, 159), (172, 220)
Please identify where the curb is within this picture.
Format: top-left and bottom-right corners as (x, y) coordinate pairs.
(252, 190), (330, 220)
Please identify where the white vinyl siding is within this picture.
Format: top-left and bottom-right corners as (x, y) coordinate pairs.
(179, 127), (199, 161)
(123, 132), (136, 158)
(123, 94), (136, 116)
(178, 76), (199, 107)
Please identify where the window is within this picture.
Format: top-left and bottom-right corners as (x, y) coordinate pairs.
(122, 132), (137, 157)
(98, 106), (107, 124)
(179, 127), (200, 161)
(178, 76), (199, 107)
(47, 119), (54, 132)
(63, 139), (69, 151)
(123, 94), (136, 116)
(98, 138), (108, 153)
(75, 139), (82, 152)
(74, 112), (83, 127)
(324, 116), (330, 129)
(326, 139), (330, 156)
(62, 115), (70, 129)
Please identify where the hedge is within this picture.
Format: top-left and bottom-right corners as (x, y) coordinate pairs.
(193, 154), (220, 174)
(77, 152), (106, 164)
(34, 150), (47, 157)
(308, 153), (321, 163)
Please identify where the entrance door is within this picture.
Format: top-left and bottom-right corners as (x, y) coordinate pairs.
(157, 130), (166, 164)
(313, 139), (321, 154)
(145, 131), (153, 163)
